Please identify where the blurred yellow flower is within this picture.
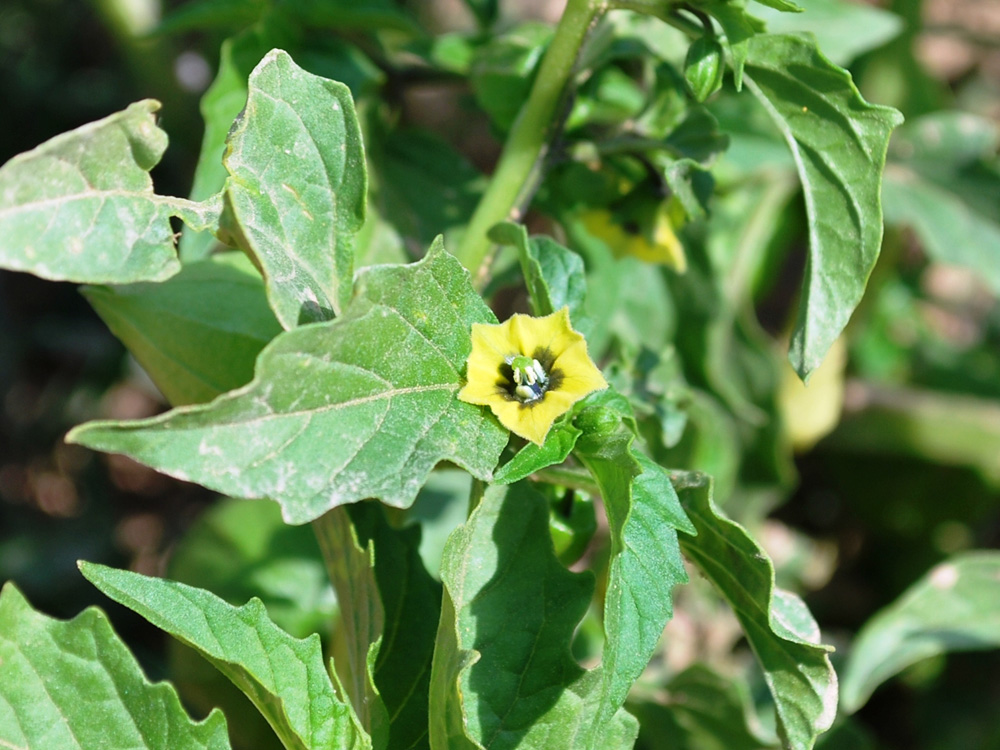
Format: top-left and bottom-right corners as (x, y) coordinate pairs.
(458, 308), (607, 445)
(580, 202), (687, 272)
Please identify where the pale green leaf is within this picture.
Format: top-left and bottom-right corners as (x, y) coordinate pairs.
(83, 252), (281, 407)
(429, 482), (638, 750)
(752, 0), (903, 66)
(882, 112), (1000, 294)
(79, 562), (371, 750)
(673, 472), (837, 750)
(743, 34), (903, 378)
(166, 496), (335, 750)
(841, 552), (1000, 714)
(222, 48), (366, 328)
(0, 100), (217, 284)
(0, 582), (231, 750)
(68, 245), (507, 524)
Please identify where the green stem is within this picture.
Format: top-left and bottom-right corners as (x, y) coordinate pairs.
(532, 466), (601, 494)
(312, 507), (381, 731)
(455, 0), (606, 286)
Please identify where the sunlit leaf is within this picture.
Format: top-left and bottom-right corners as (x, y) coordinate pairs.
(68, 244), (507, 524)
(743, 34), (903, 378)
(0, 583), (232, 750)
(80, 562), (371, 750)
(221, 48), (366, 327)
(0, 100), (217, 284)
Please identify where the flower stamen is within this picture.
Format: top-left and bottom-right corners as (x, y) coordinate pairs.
(507, 355), (549, 403)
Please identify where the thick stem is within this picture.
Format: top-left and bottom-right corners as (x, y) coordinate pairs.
(455, 0), (606, 286)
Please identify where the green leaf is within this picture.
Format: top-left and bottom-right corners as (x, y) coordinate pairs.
(350, 503), (443, 750)
(752, 0), (803, 13)
(156, 0), (267, 33)
(222, 48), (366, 328)
(628, 665), (773, 750)
(286, 0), (420, 34)
(752, 0), (903, 66)
(368, 128), (484, 251)
(0, 100), (217, 284)
(695, 1), (766, 89)
(180, 30), (272, 262)
(429, 482), (638, 749)
(83, 252), (281, 407)
(742, 34), (903, 378)
(489, 222), (588, 321)
(574, 400), (693, 740)
(0, 582), (231, 750)
(168, 496), (335, 639)
(673, 472), (837, 750)
(68, 244), (507, 524)
(167, 496), (335, 750)
(461, 0), (498, 27)
(841, 551), (1000, 714)
(470, 23), (552, 133)
(882, 112), (1000, 294)
(493, 423), (582, 485)
(80, 562), (371, 750)
(314, 507), (388, 746)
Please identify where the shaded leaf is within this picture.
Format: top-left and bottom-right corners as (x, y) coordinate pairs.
(369, 128), (484, 252)
(350, 503), (443, 750)
(83, 252), (281, 407)
(628, 664), (774, 750)
(841, 551), (1000, 713)
(80, 562), (370, 750)
(882, 112), (1000, 294)
(68, 245), (507, 524)
(222, 48), (366, 328)
(0, 582), (231, 750)
(429, 482), (638, 749)
(0, 100), (217, 284)
(314, 507), (388, 747)
(672, 472), (837, 750)
(743, 34), (903, 378)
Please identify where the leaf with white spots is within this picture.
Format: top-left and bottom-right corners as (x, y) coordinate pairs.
(841, 551), (1000, 713)
(68, 244), (508, 524)
(221, 48), (367, 328)
(0, 582), (232, 750)
(0, 99), (219, 284)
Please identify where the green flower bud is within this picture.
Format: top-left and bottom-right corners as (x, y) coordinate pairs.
(684, 37), (725, 103)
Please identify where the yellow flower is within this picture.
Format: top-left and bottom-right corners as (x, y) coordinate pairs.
(458, 308), (608, 445)
(579, 202), (687, 272)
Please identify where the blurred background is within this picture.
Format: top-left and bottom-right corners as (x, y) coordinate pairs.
(1, 1), (998, 748)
